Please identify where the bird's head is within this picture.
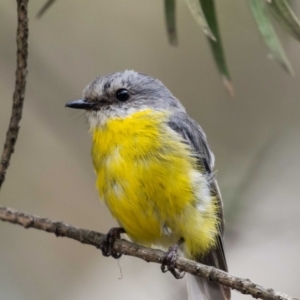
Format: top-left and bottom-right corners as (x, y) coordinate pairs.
(66, 70), (184, 128)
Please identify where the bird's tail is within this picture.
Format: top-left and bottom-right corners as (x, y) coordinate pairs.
(187, 274), (228, 300)
(186, 243), (231, 300)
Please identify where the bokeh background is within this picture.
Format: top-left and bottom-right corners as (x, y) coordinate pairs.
(1, 1), (300, 299)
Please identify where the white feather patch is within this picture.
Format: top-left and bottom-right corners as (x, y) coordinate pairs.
(189, 169), (211, 212)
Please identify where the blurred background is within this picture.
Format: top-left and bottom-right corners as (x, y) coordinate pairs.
(1, 1), (300, 299)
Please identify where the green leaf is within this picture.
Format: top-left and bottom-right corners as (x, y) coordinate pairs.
(164, 0), (178, 45)
(247, 0), (294, 75)
(185, 0), (216, 41)
(267, 0), (300, 42)
(199, 0), (234, 97)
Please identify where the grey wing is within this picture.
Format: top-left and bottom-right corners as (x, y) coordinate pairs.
(168, 112), (230, 300)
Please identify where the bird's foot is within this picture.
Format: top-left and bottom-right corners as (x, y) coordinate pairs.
(161, 244), (185, 279)
(101, 227), (125, 259)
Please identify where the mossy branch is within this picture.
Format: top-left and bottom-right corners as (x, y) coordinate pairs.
(0, 0), (29, 190)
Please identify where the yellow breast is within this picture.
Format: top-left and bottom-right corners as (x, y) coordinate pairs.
(91, 109), (218, 257)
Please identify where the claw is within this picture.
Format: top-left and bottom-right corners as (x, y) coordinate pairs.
(101, 227), (125, 258)
(161, 244), (185, 279)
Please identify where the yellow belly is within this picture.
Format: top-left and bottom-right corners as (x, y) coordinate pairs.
(91, 109), (218, 257)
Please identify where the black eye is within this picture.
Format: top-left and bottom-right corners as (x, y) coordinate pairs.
(116, 89), (130, 101)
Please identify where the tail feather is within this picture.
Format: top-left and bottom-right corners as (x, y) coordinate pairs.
(187, 273), (229, 300)
(187, 243), (231, 300)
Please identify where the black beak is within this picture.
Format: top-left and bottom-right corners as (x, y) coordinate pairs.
(65, 99), (95, 110)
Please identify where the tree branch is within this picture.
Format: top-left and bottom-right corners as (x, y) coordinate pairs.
(0, 0), (29, 190)
(0, 206), (297, 300)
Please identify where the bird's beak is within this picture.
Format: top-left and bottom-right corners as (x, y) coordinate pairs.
(65, 99), (95, 110)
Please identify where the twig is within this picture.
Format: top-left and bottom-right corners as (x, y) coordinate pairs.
(36, 0), (56, 19)
(0, 0), (29, 190)
(0, 206), (297, 300)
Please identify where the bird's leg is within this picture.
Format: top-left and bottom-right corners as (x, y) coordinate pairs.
(101, 227), (125, 259)
(161, 238), (185, 279)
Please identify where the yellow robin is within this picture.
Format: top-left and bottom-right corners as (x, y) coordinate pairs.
(66, 70), (230, 300)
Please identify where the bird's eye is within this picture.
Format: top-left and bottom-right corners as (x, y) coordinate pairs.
(116, 89), (130, 101)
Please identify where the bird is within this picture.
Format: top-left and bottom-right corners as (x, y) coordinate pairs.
(66, 70), (230, 300)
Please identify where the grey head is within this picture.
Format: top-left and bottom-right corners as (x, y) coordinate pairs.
(66, 70), (185, 127)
